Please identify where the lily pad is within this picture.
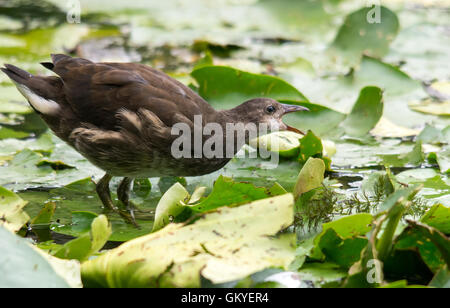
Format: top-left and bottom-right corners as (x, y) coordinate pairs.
(331, 6), (399, 62)
(293, 157), (325, 198)
(0, 186), (29, 233)
(191, 66), (308, 111)
(341, 86), (384, 137)
(53, 214), (111, 261)
(421, 204), (450, 235)
(81, 193), (296, 288)
(409, 99), (450, 116)
(0, 226), (80, 288)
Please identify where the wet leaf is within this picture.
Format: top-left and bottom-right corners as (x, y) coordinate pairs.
(421, 204), (450, 235)
(341, 86), (384, 137)
(53, 214), (111, 262)
(310, 213), (373, 260)
(293, 157), (325, 198)
(0, 186), (29, 232)
(0, 226), (80, 288)
(191, 66), (308, 111)
(298, 130), (323, 163)
(279, 101), (346, 137)
(409, 99), (450, 116)
(81, 194), (296, 288)
(152, 183), (190, 232)
(331, 6), (399, 63)
(379, 141), (425, 167)
(249, 130), (301, 158)
(190, 175), (285, 212)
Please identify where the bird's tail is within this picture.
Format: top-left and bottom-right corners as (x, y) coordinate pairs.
(1, 64), (62, 116)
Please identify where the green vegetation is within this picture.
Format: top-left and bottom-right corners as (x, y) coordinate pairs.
(0, 0), (449, 288)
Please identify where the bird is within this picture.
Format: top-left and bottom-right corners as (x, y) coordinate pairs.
(1, 54), (309, 226)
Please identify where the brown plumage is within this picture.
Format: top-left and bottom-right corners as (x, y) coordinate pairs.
(1, 54), (308, 226)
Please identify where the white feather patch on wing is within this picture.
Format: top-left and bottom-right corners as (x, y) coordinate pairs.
(15, 83), (60, 115)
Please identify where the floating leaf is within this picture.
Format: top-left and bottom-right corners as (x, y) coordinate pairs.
(436, 147), (450, 173)
(370, 117), (420, 138)
(421, 204), (450, 235)
(0, 226), (80, 288)
(279, 101), (346, 137)
(409, 99), (450, 116)
(53, 214), (111, 262)
(318, 228), (368, 269)
(341, 86), (384, 137)
(293, 157), (325, 198)
(298, 130), (323, 163)
(190, 175), (285, 212)
(331, 6), (399, 61)
(379, 141), (425, 167)
(310, 213), (373, 260)
(0, 186), (29, 232)
(191, 66), (308, 111)
(81, 194), (296, 288)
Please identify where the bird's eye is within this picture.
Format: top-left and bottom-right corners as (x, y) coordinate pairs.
(266, 105), (276, 114)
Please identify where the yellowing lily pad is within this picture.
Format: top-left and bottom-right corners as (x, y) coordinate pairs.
(370, 117), (420, 138)
(81, 194), (296, 288)
(0, 186), (29, 233)
(409, 99), (450, 116)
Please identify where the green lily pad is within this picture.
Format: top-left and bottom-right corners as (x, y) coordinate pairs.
(279, 101), (346, 137)
(318, 228), (368, 269)
(190, 175), (286, 213)
(341, 86), (384, 137)
(421, 204), (450, 235)
(331, 6), (399, 62)
(53, 214), (111, 262)
(191, 66), (308, 110)
(379, 141), (425, 167)
(310, 213), (373, 260)
(298, 130), (323, 163)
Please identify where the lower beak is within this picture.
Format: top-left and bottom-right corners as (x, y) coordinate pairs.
(281, 103), (309, 135)
(286, 125), (305, 135)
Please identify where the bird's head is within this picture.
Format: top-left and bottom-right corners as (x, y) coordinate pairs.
(230, 98), (309, 134)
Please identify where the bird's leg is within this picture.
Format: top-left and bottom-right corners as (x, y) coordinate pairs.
(96, 173), (116, 211)
(96, 173), (139, 228)
(117, 177), (153, 214)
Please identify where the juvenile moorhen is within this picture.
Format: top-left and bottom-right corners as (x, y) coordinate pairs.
(1, 54), (308, 225)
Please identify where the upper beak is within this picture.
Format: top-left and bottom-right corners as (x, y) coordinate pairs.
(281, 103), (309, 114)
(280, 103), (309, 135)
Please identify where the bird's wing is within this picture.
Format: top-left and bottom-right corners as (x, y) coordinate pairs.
(49, 54), (213, 130)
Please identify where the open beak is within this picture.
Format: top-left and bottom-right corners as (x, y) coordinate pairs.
(281, 103), (309, 135)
